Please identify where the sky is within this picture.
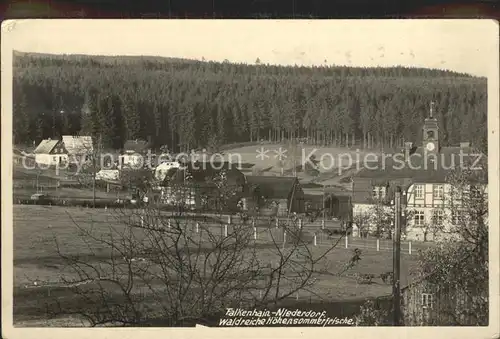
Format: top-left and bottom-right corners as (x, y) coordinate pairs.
(2, 19), (499, 77)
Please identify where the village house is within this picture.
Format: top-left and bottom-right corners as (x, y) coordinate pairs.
(400, 274), (487, 325)
(160, 161), (246, 211)
(245, 175), (305, 217)
(323, 186), (353, 221)
(302, 186), (352, 223)
(95, 169), (120, 182)
(33, 135), (93, 166)
(32, 139), (68, 166)
(119, 139), (152, 169)
(351, 105), (487, 241)
(154, 159), (182, 182)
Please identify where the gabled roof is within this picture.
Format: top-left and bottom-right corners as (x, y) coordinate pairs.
(33, 139), (59, 154)
(163, 162), (245, 187)
(246, 175), (300, 200)
(123, 139), (151, 153)
(324, 185), (353, 198)
(352, 145), (487, 205)
(355, 146), (487, 185)
(62, 135), (93, 155)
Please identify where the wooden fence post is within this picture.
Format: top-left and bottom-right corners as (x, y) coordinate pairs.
(224, 224), (228, 237)
(196, 222), (199, 233)
(409, 241), (412, 255)
(276, 218), (279, 228)
(345, 235), (348, 249)
(283, 229), (286, 248)
(253, 226), (257, 240)
(314, 233), (317, 246)
(377, 238), (380, 251)
(298, 218), (302, 229)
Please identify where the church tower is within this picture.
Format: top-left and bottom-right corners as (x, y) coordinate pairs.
(422, 101), (439, 153)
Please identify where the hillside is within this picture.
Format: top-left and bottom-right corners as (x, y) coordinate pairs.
(13, 52), (487, 152)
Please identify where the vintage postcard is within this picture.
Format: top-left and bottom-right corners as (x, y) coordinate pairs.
(1, 19), (499, 338)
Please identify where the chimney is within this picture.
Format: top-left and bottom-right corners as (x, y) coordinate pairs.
(404, 142), (413, 160)
(460, 142), (470, 148)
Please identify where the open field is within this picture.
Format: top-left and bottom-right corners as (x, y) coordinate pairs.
(13, 164), (124, 201)
(11, 205), (422, 324)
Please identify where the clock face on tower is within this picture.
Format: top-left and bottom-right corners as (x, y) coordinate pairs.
(426, 142), (436, 151)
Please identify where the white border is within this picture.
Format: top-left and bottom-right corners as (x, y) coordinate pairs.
(2, 19), (499, 339)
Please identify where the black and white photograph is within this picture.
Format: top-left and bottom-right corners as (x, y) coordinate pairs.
(1, 20), (499, 336)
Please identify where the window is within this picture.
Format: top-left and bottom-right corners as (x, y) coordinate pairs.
(470, 185), (482, 199)
(414, 185), (424, 199)
(449, 186), (462, 202)
(372, 186), (386, 200)
(452, 210), (466, 225)
(421, 293), (434, 309)
(432, 209), (444, 225)
(414, 211), (425, 226)
(433, 185), (444, 199)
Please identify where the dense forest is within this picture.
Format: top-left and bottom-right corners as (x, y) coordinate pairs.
(13, 51), (487, 153)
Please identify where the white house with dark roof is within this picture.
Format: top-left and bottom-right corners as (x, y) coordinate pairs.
(33, 139), (68, 166)
(352, 105), (487, 241)
(119, 139), (152, 169)
(32, 136), (94, 166)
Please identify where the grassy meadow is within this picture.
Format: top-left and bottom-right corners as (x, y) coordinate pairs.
(12, 206), (420, 314)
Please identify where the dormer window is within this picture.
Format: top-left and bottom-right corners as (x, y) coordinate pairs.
(426, 130), (435, 139)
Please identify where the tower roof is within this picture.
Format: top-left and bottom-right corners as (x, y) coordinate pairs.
(423, 117), (439, 128)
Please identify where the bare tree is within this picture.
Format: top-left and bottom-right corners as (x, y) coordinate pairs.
(368, 199), (393, 238)
(71, 135), (102, 207)
(417, 210), (445, 242)
(120, 168), (155, 203)
(43, 175), (358, 326)
(363, 198), (418, 241)
(352, 210), (371, 238)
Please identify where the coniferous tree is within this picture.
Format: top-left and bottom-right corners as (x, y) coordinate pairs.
(121, 95), (141, 141)
(80, 88), (99, 138)
(13, 84), (31, 145)
(12, 52), (487, 152)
